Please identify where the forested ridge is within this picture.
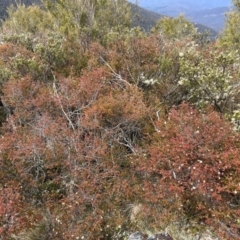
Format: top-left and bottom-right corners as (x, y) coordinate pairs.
(0, 0), (240, 239)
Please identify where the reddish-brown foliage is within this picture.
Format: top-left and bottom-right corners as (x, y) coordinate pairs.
(0, 185), (27, 237)
(136, 103), (240, 238)
(0, 63), (150, 238)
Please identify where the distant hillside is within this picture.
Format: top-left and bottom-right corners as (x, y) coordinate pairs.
(131, 0), (232, 33)
(130, 3), (218, 38)
(186, 7), (230, 32)
(130, 3), (165, 31)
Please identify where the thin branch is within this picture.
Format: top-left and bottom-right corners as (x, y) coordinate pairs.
(100, 56), (131, 87)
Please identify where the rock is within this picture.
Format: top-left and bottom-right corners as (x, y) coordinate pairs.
(147, 233), (173, 240)
(128, 232), (174, 240)
(146, 236), (155, 240)
(128, 231), (144, 240)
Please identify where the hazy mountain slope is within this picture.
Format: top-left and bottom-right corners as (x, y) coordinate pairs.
(130, 3), (165, 31)
(186, 7), (230, 32)
(130, 3), (218, 38)
(130, 0), (232, 32)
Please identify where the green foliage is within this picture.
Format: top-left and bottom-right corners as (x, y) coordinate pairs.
(3, 33), (34, 51)
(0, 67), (11, 84)
(152, 14), (197, 40)
(0, 0), (42, 20)
(233, 0), (240, 9)
(12, 55), (43, 78)
(220, 0), (240, 49)
(42, 0), (132, 45)
(177, 43), (240, 114)
(34, 33), (67, 70)
(4, 4), (54, 34)
(220, 11), (240, 48)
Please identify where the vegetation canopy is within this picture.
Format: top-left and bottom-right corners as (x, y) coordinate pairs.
(0, 0), (240, 239)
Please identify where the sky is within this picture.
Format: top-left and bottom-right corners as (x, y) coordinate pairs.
(128, 0), (233, 9)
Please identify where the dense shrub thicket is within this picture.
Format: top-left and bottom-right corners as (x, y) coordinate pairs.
(0, 1), (240, 239)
